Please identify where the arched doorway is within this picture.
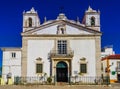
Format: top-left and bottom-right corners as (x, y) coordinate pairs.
(56, 61), (68, 82)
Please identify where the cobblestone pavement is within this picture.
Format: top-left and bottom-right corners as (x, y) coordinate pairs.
(0, 85), (120, 89)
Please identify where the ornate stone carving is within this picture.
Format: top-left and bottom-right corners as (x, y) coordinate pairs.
(57, 24), (66, 34)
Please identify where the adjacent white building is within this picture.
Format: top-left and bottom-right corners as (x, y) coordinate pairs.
(1, 48), (21, 82)
(101, 46), (115, 58)
(1, 6), (102, 82)
(101, 54), (120, 83)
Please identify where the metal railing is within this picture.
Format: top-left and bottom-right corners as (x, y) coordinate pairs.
(14, 76), (110, 85)
(14, 76), (55, 85)
(69, 76), (109, 85)
(50, 50), (74, 57)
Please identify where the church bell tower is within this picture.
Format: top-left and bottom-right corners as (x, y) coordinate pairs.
(23, 7), (40, 32)
(82, 6), (100, 31)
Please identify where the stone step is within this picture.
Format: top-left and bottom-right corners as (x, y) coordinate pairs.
(56, 82), (69, 85)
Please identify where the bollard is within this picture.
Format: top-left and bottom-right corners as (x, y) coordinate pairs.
(8, 78), (13, 85)
(1, 78), (5, 85)
(54, 75), (56, 85)
(106, 76), (110, 86)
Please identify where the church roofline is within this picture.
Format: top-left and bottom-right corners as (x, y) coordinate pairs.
(1, 47), (22, 51)
(101, 54), (120, 61)
(24, 7), (37, 14)
(21, 19), (102, 36)
(85, 6), (99, 13)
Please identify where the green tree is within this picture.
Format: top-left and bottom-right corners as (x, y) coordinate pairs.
(0, 66), (2, 77)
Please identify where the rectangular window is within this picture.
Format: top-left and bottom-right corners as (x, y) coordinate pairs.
(101, 63), (103, 71)
(80, 64), (87, 73)
(117, 62), (120, 68)
(36, 64), (43, 73)
(117, 62), (120, 72)
(11, 52), (16, 58)
(57, 40), (67, 54)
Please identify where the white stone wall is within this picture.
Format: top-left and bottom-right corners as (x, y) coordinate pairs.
(27, 40), (54, 76)
(70, 40), (96, 76)
(101, 47), (115, 58)
(102, 59), (119, 81)
(66, 25), (91, 34)
(2, 50), (21, 82)
(33, 25), (57, 34)
(27, 39), (96, 77)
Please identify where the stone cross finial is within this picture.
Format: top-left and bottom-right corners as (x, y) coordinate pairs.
(44, 17), (47, 23)
(77, 16), (80, 24)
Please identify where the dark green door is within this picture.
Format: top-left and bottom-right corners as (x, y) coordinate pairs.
(117, 74), (120, 82)
(56, 61), (68, 82)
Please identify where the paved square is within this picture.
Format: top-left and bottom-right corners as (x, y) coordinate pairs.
(0, 85), (119, 89)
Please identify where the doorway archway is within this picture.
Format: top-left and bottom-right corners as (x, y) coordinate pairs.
(56, 61), (68, 82)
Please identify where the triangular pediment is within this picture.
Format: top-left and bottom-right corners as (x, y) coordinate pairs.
(22, 20), (101, 36)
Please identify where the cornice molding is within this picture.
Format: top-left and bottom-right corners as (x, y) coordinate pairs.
(1, 47), (22, 51)
(21, 34), (101, 37)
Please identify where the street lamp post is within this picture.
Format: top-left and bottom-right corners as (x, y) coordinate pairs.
(106, 59), (113, 86)
(106, 70), (110, 86)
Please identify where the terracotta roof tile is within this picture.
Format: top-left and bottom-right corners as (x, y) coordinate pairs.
(101, 54), (120, 61)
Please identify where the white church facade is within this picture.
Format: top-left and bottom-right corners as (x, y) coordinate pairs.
(2, 6), (102, 83)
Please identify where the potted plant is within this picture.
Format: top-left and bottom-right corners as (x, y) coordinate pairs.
(47, 77), (52, 84)
(78, 72), (83, 76)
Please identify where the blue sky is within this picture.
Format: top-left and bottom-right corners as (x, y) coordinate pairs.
(0, 0), (120, 66)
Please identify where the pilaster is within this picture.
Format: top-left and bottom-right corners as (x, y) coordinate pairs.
(21, 37), (28, 77)
(95, 36), (101, 76)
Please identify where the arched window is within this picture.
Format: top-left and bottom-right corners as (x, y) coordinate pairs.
(57, 24), (66, 34)
(61, 28), (65, 34)
(28, 18), (32, 27)
(91, 16), (95, 26)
